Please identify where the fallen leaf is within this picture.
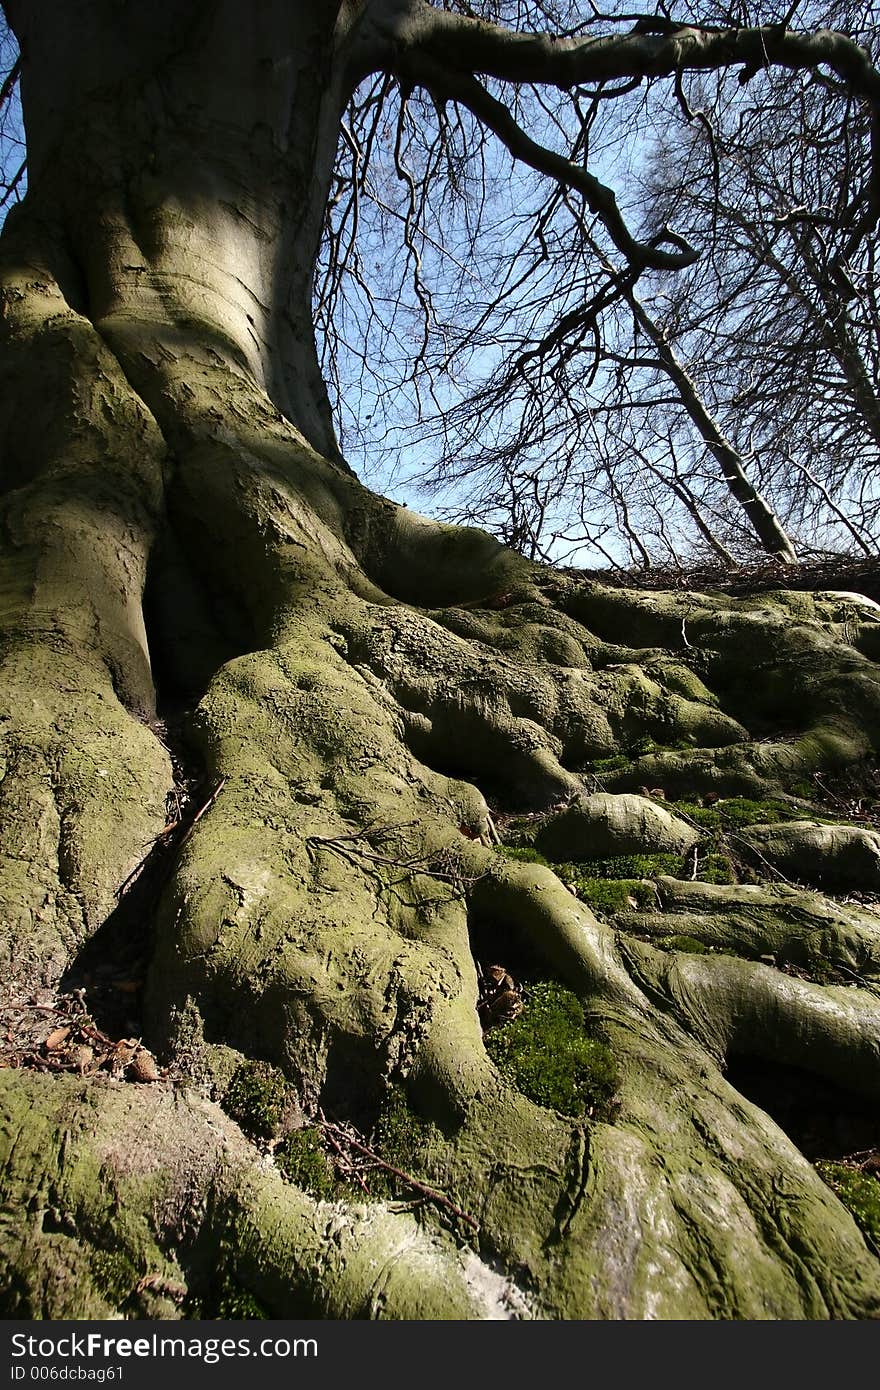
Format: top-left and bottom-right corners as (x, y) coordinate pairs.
(128, 1049), (160, 1083)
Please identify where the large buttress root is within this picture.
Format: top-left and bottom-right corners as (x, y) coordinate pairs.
(0, 246), (172, 991)
(0, 1071), (525, 1319)
(4, 275), (880, 1315)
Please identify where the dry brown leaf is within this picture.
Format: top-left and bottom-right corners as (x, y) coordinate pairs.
(128, 1049), (160, 1083)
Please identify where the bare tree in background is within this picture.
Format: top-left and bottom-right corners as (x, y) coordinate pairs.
(2, 4), (874, 565)
(0, 19), (22, 213)
(312, 1), (879, 565)
(630, 0), (880, 559)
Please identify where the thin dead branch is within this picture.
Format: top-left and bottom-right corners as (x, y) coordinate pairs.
(317, 1114), (479, 1231)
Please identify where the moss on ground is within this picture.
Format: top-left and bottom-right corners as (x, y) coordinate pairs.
(273, 1100), (455, 1214)
(212, 1276), (271, 1319)
(657, 934), (711, 955)
(816, 1162), (880, 1251)
(571, 877), (657, 914)
(496, 793), (864, 908)
(496, 845), (550, 867)
(791, 780), (816, 800)
(720, 796), (795, 828)
(585, 754), (629, 774)
(498, 844), (736, 912)
(699, 852), (737, 884)
(557, 853), (683, 882)
(368, 1087), (444, 1200)
(671, 796), (804, 830)
(88, 1247), (140, 1308)
(484, 982), (618, 1117)
(222, 1060), (288, 1140)
(275, 1127), (337, 1201)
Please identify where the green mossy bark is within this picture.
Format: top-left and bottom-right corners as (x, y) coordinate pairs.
(4, 218), (880, 1319)
(736, 821), (880, 892)
(535, 792), (700, 860)
(619, 875), (880, 984)
(0, 1070), (521, 1320)
(0, 242), (172, 991)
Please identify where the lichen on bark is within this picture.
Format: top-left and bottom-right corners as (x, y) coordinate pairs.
(3, 0), (880, 1322)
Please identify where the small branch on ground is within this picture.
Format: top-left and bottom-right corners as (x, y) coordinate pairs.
(317, 1113), (479, 1231)
(114, 777), (227, 899)
(305, 822), (484, 898)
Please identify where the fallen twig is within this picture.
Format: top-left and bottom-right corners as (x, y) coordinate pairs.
(115, 777), (227, 898)
(320, 1121), (372, 1195)
(318, 1116), (478, 1231)
(175, 777), (227, 852)
(306, 822), (482, 894)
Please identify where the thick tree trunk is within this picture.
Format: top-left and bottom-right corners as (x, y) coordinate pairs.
(8, 0), (354, 456)
(3, 0), (880, 1321)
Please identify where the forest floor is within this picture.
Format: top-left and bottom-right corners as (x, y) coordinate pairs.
(578, 555), (880, 603)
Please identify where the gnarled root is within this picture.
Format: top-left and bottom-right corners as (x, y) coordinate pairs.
(4, 293), (880, 1318)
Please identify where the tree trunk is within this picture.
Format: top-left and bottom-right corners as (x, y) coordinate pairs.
(3, 0), (880, 1321)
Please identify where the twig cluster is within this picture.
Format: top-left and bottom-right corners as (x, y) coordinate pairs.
(316, 1112), (479, 1230)
(305, 820), (483, 899)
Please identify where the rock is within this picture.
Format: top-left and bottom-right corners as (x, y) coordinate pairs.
(535, 792), (701, 862)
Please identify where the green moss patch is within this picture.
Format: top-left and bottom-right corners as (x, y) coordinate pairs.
(222, 1060), (288, 1140)
(671, 801), (723, 829)
(699, 853), (736, 884)
(570, 876), (657, 915)
(585, 754), (629, 774)
(87, 1247), (139, 1307)
(713, 797), (800, 828)
(213, 1276), (270, 1320)
(495, 845), (550, 867)
(671, 797), (803, 830)
(498, 833), (737, 904)
(484, 982), (618, 1117)
(275, 1127), (337, 1201)
(558, 853), (683, 882)
(368, 1087), (446, 1200)
(816, 1162), (880, 1251)
(658, 934), (711, 955)
(277, 1107), (451, 1210)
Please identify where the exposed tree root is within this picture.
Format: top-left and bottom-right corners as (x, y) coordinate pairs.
(0, 1071), (528, 1319)
(620, 876), (880, 983)
(3, 247), (880, 1318)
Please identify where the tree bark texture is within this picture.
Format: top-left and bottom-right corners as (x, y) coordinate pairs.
(3, 0), (880, 1320)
